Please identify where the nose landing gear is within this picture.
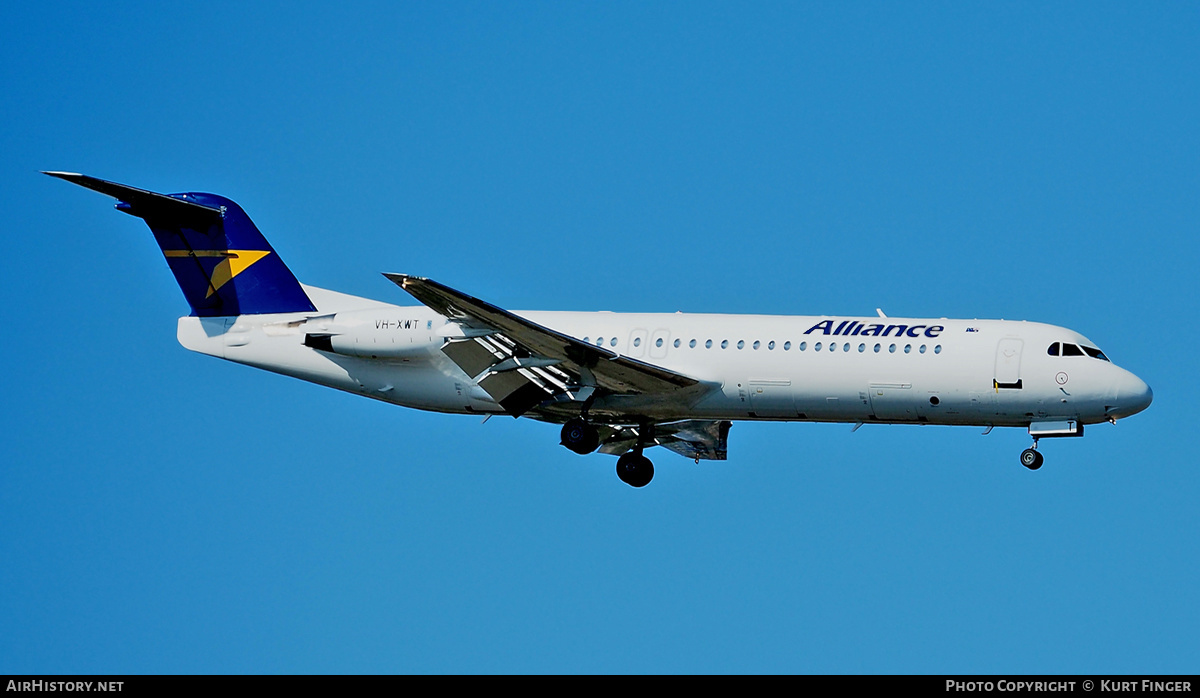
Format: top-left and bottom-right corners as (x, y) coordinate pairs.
(1020, 442), (1044, 470)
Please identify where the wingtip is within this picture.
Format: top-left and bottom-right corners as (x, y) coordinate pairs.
(382, 273), (422, 288)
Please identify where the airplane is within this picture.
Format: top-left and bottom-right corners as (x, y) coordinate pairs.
(46, 171), (1153, 487)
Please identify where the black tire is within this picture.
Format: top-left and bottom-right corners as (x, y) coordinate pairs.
(616, 452), (654, 488)
(560, 418), (600, 455)
(1020, 448), (1044, 470)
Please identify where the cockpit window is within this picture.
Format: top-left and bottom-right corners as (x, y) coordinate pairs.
(1050, 341), (1109, 361)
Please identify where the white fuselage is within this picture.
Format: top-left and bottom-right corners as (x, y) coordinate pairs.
(177, 285), (1151, 430)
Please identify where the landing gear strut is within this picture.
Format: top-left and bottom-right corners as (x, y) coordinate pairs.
(1020, 441), (1044, 470)
(616, 449), (654, 488)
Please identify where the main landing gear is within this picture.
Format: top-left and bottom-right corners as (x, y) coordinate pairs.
(1020, 441), (1044, 470)
(560, 412), (657, 488)
(615, 422), (656, 488)
(616, 449), (654, 488)
(560, 417), (600, 455)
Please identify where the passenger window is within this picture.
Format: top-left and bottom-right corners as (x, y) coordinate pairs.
(1063, 344), (1085, 357)
(814, 342), (822, 351)
(920, 345), (926, 354)
(1048, 342), (1061, 356)
(753, 340), (761, 350)
(633, 337), (641, 347)
(782, 341), (790, 350)
(737, 340), (745, 350)
(874, 343), (881, 353)
(934, 345), (942, 354)
(721, 340), (729, 349)
(689, 339), (697, 348)
(705, 339), (712, 349)
(673, 338), (680, 348)
(768, 340), (775, 350)
(610, 338), (617, 347)
(889, 344), (896, 353)
(858, 343), (865, 352)
(904, 344), (911, 354)
(798, 342), (806, 351)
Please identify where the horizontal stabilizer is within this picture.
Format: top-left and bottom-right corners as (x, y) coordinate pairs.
(43, 171), (223, 222)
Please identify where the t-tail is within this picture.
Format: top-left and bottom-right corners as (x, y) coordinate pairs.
(45, 172), (316, 317)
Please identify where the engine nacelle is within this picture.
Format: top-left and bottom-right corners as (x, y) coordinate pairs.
(302, 309), (438, 359)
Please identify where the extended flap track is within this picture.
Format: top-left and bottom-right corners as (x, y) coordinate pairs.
(442, 332), (578, 417)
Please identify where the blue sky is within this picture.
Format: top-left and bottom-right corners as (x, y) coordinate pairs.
(2, 2), (1197, 673)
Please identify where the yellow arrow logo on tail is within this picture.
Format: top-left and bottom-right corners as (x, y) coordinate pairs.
(161, 249), (272, 297)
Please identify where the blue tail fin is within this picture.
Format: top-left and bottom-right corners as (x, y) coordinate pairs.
(46, 172), (316, 317)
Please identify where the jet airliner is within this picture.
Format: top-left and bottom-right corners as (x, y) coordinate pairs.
(47, 172), (1153, 487)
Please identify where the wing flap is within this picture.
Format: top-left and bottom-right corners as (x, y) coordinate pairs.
(596, 420), (732, 461)
(442, 338), (501, 378)
(478, 370), (548, 417)
(657, 419), (732, 461)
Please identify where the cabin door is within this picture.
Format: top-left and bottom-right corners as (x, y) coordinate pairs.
(994, 338), (1024, 390)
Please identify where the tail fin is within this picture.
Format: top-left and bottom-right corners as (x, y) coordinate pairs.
(45, 172), (316, 317)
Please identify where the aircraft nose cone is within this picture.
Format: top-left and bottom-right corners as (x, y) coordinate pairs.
(1110, 371), (1153, 419)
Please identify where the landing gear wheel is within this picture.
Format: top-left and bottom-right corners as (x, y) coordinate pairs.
(560, 418), (600, 455)
(1020, 448), (1044, 470)
(616, 452), (655, 488)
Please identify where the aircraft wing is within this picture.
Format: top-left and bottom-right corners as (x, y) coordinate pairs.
(384, 274), (703, 416)
(597, 419), (732, 461)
